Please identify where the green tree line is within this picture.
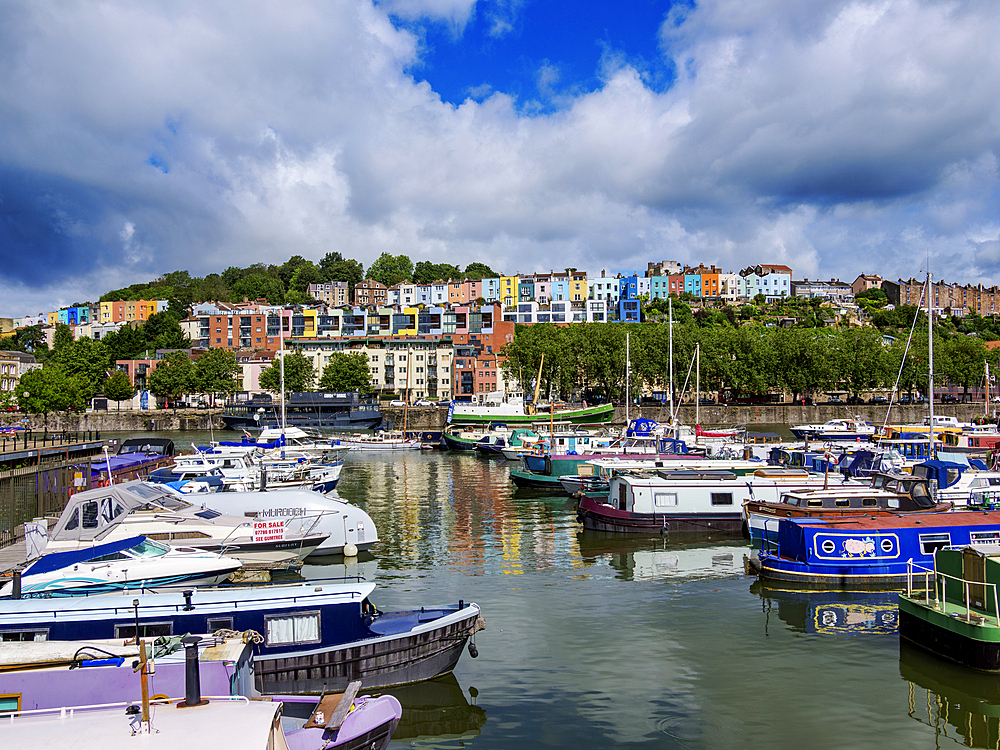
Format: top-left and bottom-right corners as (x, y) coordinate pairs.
(500, 321), (1000, 404)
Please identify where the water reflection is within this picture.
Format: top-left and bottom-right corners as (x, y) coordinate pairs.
(900, 642), (1000, 748)
(379, 674), (487, 743)
(754, 583), (899, 636)
(577, 532), (749, 582)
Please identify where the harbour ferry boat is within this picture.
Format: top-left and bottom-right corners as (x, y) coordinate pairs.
(743, 469), (951, 545)
(899, 545), (1000, 671)
(221, 392), (382, 431)
(752, 511), (1000, 588)
(447, 390), (614, 425)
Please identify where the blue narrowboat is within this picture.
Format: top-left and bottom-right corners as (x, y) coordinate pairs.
(753, 511), (1000, 588)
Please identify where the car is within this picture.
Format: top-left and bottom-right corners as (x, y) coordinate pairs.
(388, 399), (406, 407)
(941, 394), (959, 404)
(698, 397), (715, 405)
(898, 395), (912, 405)
(868, 396), (889, 405)
(846, 395), (864, 405)
(412, 399), (432, 406)
(825, 397), (845, 405)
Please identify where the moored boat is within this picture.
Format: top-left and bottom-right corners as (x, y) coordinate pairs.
(447, 391), (614, 425)
(751, 511), (1000, 588)
(899, 545), (1000, 671)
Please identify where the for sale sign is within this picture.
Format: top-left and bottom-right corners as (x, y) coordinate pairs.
(253, 519), (286, 543)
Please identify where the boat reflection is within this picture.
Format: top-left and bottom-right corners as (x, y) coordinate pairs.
(576, 532), (749, 582)
(378, 673), (487, 742)
(753, 582), (899, 635)
(900, 641), (1000, 748)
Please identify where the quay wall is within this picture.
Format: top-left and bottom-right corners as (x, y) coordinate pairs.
(7, 403), (993, 433)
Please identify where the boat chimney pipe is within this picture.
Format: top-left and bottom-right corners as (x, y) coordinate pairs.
(179, 635), (208, 708)
(11, 569), (21, 599)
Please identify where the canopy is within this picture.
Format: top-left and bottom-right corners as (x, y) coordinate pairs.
(25, 535), (148, 576)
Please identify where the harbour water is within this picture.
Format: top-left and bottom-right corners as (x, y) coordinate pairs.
(110, 432), (1000, 748)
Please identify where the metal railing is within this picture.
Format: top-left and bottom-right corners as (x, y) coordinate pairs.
(905, 557), (1000, 626)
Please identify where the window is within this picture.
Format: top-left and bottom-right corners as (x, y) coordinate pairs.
(0, 694), (20, 715)
(115, 622), (173, 639)
(81, 501), (99, 529)
(0, 629), (47, 642)
(654, 492), (678, 507)
(265, 612), (321, 646)
(919, 533), (951, 556)
(711, 493), (733, 506)
(207, 617), (234, 632)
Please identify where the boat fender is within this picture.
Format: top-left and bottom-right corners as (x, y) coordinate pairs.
(468, 641), (479, 658)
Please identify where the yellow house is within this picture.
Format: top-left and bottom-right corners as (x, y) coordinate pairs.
(500, 276), (519, 307)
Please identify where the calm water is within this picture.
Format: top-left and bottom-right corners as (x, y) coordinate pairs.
(115, 431), (1000, 749)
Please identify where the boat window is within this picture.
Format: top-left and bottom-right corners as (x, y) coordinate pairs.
(887, 498), (899, 509)
(807, 499), (823, 507)
(169, 531), (211, 540)
(654, 493), (678, 507)
(0, 694), (20, 715)
(64, 508), (80, 531)
(115, 623), (172, 639)
(711, 493), (733, 506)
(970, 531), (1000, 547)
(834, 499), (849, 507)
(155, 497), (192, 511)
(207, 617), (234, 632)
(946, 469), (961, 486)
(89, 551), (129, 562)
(81, 501), (99, 529)
(126, 483), (167, 500)
(919, 533), (951, 555)
(265, 612), (321, 646)
(99, 497), (116, 525)
(131, 539), (169, 557)
(0, 629), (47, 642)
(194, 509), (222, 520)
(862, 498), (878, 507)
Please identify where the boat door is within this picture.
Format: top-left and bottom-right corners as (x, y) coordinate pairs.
(963, 548), (988, 611)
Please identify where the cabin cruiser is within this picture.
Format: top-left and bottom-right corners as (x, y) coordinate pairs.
(29, 481), (329, 564)
(341, 430), (421, 451)
(789, 417), (876, 442)
(227, 426), (349, 461)
(0, 535), (241, 597)
(163, 481), (379, 557)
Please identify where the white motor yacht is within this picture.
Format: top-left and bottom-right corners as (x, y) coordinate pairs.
(30, 481), (329, 564)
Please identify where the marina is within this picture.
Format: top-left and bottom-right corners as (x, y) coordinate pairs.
(6, 428), (1000, 747)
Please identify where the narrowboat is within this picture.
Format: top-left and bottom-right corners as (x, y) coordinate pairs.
(752, 512), (1000, 588)
(899, 545), (1000, 671)
(743, 469), (951, 546)
(576, 467), (834, 534)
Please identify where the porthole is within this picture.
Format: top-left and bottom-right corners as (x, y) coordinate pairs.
(821, 540), (836, 554)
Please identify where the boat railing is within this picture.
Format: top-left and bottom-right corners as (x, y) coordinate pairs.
(905, 557), (1000, 626)
(3, 695), (248, 721)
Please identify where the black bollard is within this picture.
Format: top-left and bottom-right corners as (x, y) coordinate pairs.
(179, 635), (207, 708)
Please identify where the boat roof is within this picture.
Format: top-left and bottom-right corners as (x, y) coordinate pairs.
(50, 481), (194, 541)
(792, 510), (1000, 530)
(26, 535), (148, 574)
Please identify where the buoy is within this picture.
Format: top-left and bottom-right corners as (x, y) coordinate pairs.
(343, 543), (358, 558)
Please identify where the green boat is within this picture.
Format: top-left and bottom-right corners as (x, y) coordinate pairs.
(899, 546), (1000, 671)
(448, 391), (614, 425)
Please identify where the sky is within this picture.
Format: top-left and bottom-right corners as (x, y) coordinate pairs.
(2, 0), (1000, 317)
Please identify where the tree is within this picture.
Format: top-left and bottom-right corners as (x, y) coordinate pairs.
(143, 312), (191, 351)
(941, 334), (992, 402)
(103, 370), (137, 411)
(147, 351), (197, 411)
(54, 337), (112, 400)
(15, 366), (88, 427)
(318, 352), (373, 394)
(463, 262), (499, 280)
(52, 323), (74, 355)
(194, 348), (242, 406)
(367, 252), (414, 287)
(230, 273), (285, 304)
(11, 324), (47, 354)
(102, 324), (149, 360)
(318, 252), (364, 293)
(259, 351), (316, 395)
(413, 262), (462, 285)
(289, 263), (323, 293)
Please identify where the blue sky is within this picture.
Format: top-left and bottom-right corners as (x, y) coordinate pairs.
(2, 0), (1000, 317)
(390, 0), (680, 109)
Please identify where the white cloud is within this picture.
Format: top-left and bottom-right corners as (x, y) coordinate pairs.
(2, 0), (1000, 316)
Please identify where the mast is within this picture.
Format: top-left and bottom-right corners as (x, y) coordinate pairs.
(279, 320), (287, 433)
(695, 342), (700, 442)
(986, 361), (991, 417)
(625, 331), (630, 425)
(927, 272), (935, 460)
(668, 298), (674, 419)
